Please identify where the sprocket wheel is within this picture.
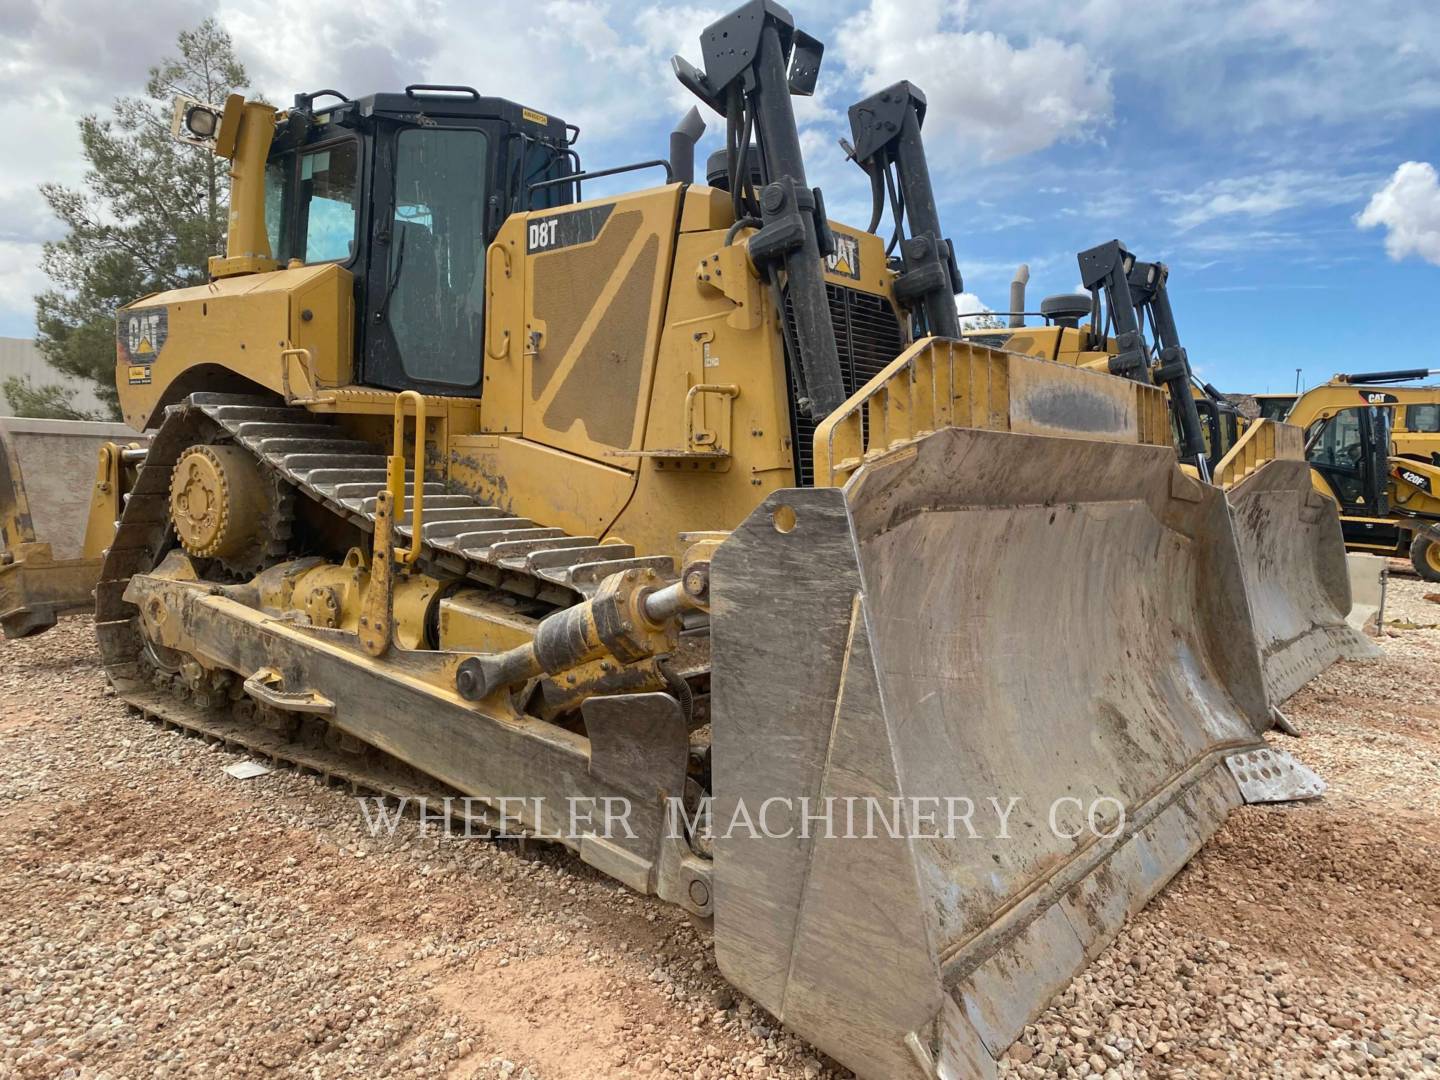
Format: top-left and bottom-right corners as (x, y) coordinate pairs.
(168, 442), (292, 578)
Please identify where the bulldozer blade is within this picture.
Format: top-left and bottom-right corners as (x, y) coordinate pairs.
(0, 417), (137, 637)
(709, 426), (1292, 1080)
(1226, 459), (1378, 703)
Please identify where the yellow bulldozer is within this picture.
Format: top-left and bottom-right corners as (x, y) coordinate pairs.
(965, 248), (1376, 702)
(1, 3), (1338, 1076)
(1275, 370), (1440, 580)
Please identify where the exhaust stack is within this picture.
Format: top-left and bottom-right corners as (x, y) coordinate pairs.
(669, 107), (707, 184)
(1008, 264), (1030, 328)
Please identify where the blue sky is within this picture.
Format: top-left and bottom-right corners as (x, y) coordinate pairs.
(2, 0), (1438, 394)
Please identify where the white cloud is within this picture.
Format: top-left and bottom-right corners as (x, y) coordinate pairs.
(834, 0), (1113, 166)
(1166, 170), (1379, 231)
(969, 0), (1440, 133)
(1356, 162), (1440, 266)
(954, 291), (1005, 329)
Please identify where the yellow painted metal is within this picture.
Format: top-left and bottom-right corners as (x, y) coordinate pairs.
(521, 186), (681, 464)
(389, 391), (426, 565)
(0, 418), (143, 637)
(356, 391), (428, 657)
(1425, 539), (1440, 574)
(684, 383), (740, 456)
(479, 213), (526, 435)
(116, 263), (353, 431)
(360, 490), (397, 657)
(1277, 380), (1440, 554)
(1212, 418), (1306, 489)
(82, 442), (132, 560)
(448, 433), (636, 538)
(975, 323), (1114, 373)
(1284, 379), (1440, 434)
(812, 337), (1169, 489)
(438, 589), (541, 653)
(210, 97), (280, 279)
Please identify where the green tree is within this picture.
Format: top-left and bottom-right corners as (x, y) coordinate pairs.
(0, 375), (101, 421)
(33, 20), (248, 419)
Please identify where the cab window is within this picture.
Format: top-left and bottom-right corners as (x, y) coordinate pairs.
(1406, 403), (1440, 433)
(263, 156), (291, 261)
(1308, 409), (1365, 470)
(387, 128), (489, 386)
(1307, 409), (1367, 506)
(298, 141), (360, 264)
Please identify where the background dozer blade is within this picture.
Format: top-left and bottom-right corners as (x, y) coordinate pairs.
(0, 417), (138, 637)
(1227, 460), (1378, 703)
(709, 426), (1294, 1080)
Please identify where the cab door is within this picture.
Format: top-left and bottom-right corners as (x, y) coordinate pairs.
(361, 122), (500, 394)
(1306, 406), (1390, 516)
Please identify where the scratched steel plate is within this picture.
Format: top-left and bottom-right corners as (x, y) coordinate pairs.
(1226, 746), (1325, 803)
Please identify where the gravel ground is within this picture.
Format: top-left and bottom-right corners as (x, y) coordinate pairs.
(1, 573), (1437, 1080)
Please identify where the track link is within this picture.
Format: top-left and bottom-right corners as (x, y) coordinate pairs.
(190, 392), (673, 603)
(122, 685), (502, 833)
(92, 393), (682, 815)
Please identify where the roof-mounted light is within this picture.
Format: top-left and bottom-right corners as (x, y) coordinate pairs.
(171, 96), (224, 149)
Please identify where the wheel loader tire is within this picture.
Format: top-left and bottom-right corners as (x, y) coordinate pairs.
(1411, 534), (1440, 582)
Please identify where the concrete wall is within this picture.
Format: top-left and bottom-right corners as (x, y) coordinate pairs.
(0, 337), (109, 417)
(0, 417), (139, 559)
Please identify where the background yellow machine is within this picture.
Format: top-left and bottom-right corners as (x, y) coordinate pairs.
(1276, 369), (1440, 579)
(4, 3), (1336, 1077)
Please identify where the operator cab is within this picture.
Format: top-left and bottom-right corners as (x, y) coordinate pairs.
(1305, 405), (1393, 522)
(262, 86), (577, 396)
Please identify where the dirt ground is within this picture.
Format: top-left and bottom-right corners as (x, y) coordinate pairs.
(1, 574), (1437, 1080)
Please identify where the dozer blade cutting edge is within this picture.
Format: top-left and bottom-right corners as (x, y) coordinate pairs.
(709, 352), (1322, 1078)
(1214, 421), (1378, 703)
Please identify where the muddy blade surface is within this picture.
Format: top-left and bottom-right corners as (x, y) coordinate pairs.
(709, 427), (1275, 1080)
(1228, 459), (1378, 703)
(0, 417), (133, 637)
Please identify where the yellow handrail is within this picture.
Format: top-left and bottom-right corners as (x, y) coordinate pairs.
(389, 391), (426, 564)
(685, 383), (739, 450)
(279, 347), (314, 403)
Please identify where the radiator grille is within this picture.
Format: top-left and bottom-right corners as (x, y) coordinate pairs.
(785, 284), (907, 486)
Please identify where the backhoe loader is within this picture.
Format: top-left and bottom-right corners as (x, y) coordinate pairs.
(1280, 370), (1440, 579)
(6, 3), (1330, 1076)
(961, 245), (1375, 701)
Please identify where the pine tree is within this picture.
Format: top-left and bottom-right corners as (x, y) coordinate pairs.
(32, 20), (248, 419)
(0, 374), (103, 421)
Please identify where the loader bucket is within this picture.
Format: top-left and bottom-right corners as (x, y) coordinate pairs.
(709, 425), (1289, 1080)
(0, 417), (137, 637)
(1214, 422), (1378, 702)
